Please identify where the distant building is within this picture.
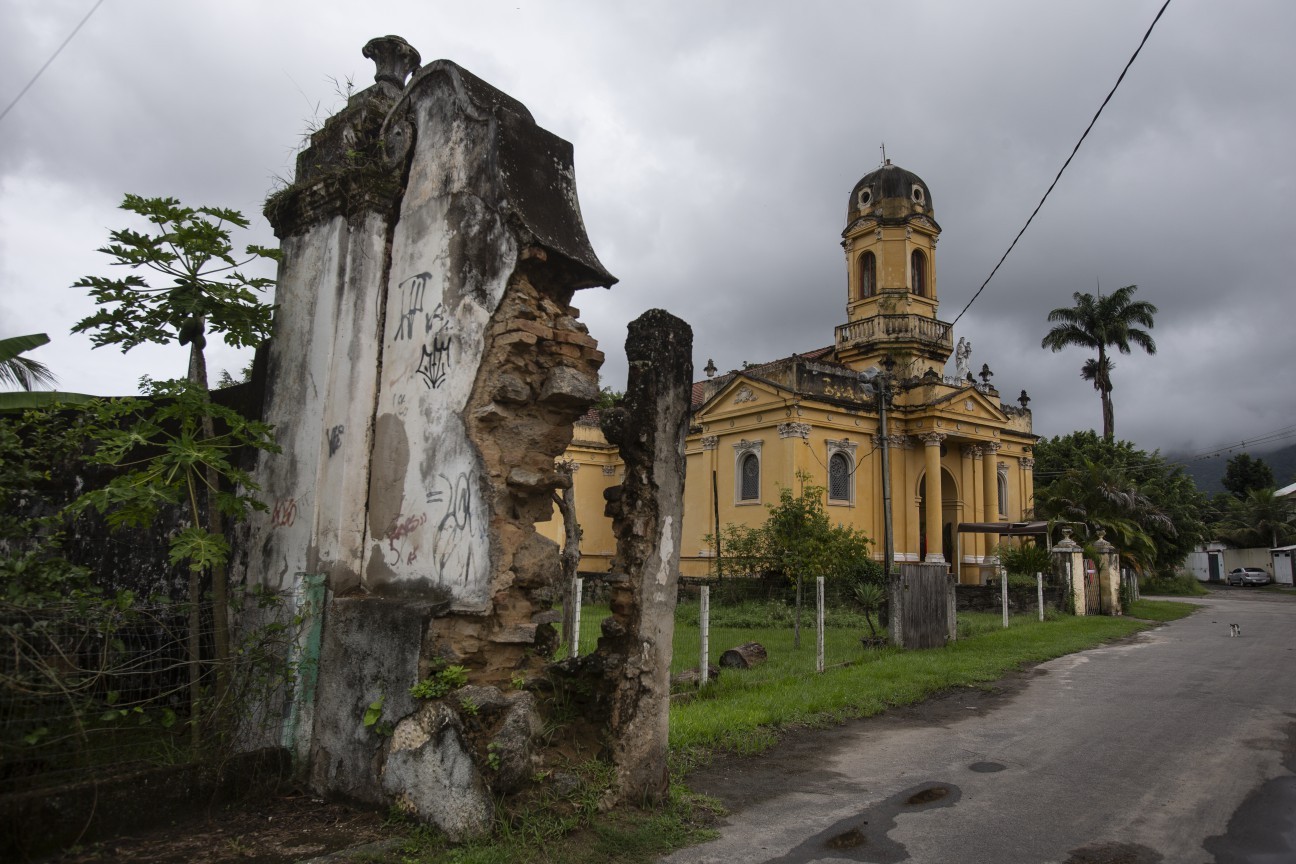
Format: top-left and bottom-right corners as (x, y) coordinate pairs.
(543, 161), (1038, 584)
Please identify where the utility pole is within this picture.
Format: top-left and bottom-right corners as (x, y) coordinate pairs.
(866, 356), (897, 583)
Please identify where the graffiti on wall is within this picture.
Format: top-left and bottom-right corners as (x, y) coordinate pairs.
(395, 272), (454, 389)
(427, 471), (477, 586)
(326, 424), (345, 457)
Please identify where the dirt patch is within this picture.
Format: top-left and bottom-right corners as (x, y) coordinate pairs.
(1062, 841), (1163, 863)
(43, 793), (395, 864)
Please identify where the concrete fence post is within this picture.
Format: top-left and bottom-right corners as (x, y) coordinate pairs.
(1000, 564), (1009, 628)
(816, 576), (825, 673)
(1036, 572), (1044, 622)
(699, 584), (710, 688)
(569, 576), (583, 657)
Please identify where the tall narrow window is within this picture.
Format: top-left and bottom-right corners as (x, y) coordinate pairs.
(911, 249), (927, 297)
(828, 452), (851, 501)
(997, 470), (1008, 517)
(858, 251), (876, 299)
(740, 453), (760, 501)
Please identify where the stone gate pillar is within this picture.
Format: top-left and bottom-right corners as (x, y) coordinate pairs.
(1094, 530), (1122, 615)
(1051, 525), (1086, 615)
(241, 36), (616, 839)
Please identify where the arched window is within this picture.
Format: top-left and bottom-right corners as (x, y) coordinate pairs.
(911, 249), (927, 297)
(740, 453), (760, 501)
(997, 468), (1008, 517)
(828, 452), (851, 501)
(858, 251), (876, 299)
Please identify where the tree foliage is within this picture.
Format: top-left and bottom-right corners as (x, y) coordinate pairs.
(1215, 487), (1295, 549)
(1033, 431), (1206, 574)
(71, 194), (277, 389)
(1221, 453), (1274, 500)
(710, 474), (874, 586)
(67, 195), (277, 699)
(1041, 285), (1157, 441)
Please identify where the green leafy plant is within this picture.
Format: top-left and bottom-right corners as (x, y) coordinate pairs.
(851, 581), (887, 639)
(409, 664), (470, 700)
(459, 696), (479, 716)
(707, 472), (873, 647)
(485, 742), (501, 771)
(362, 695), (392, 736)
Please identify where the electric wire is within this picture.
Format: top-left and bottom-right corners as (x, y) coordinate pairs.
(945, 0), (1174, 331)
(0, 0), (106, 126)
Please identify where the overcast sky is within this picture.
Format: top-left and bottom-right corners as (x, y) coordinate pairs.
(2, 0), (1293, 459)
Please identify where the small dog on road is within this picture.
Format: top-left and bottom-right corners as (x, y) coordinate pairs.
(1229, 623), (1241, 637)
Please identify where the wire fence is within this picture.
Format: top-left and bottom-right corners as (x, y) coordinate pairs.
(0, 591), (303, 797)
(559, 574), (889, 682)
(559, 570), (1071, 688)
(0, 599), (207, 794)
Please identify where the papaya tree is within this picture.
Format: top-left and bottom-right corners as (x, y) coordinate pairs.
(70, 195), (277, 698)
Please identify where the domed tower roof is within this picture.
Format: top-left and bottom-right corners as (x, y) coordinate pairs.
(845, 160), (939, 232)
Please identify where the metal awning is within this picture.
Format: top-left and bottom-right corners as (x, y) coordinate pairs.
(957, 521), (1048, 536)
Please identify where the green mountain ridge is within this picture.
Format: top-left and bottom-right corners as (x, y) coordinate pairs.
(1168, 441), (1296, 495)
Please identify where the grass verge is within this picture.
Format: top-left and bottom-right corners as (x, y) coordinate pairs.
(368, 605), (1192, 863)
(1128, 599), (1197, 622)
(669, 611), (1153, 761)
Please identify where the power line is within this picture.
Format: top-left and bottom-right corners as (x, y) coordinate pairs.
(0, 0), (106, 126)
(946, 0), (1174, 330)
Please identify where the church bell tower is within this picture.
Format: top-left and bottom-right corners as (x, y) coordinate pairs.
(835, 160), (954, 374)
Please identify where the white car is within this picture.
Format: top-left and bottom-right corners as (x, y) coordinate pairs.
(1226, 567), (1272, 587)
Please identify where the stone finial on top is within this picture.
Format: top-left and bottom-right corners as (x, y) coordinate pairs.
(363, 35), (421, 91)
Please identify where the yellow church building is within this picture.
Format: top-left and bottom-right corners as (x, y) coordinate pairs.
(543, 161), (1037, 585)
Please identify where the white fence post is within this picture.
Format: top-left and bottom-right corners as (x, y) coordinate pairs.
(816, 576), (825, 673)
(1036, 572), (1045, 622)
(569, 576), (583, 657)
(1001, 565), (1009, 628)
(699, 584), (710, 688)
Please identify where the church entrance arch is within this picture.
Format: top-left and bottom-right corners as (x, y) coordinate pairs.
(918, 467), (959, 565)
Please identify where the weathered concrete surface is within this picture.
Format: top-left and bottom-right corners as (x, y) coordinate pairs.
(666, 592), (1296, 863)
(241, 35), (616, 838)
(382, 703), (493, 840)
(598, 309), (693, 804)
(308, 597), (429, 804)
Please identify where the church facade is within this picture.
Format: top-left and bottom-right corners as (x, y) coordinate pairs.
(542, 161), (1037, 585)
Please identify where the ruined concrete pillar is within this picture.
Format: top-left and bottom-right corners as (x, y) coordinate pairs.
(921, 433), (945, 563)
(1051, 525), (1086, 615)
(1094, 530), (1121, 615)
(598, 309), (693, 805)
(241, 36), (615, 838)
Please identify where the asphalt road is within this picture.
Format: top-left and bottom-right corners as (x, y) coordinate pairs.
(665, 590), (1296, 864)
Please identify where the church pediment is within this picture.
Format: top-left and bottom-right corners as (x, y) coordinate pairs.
(696, 374), (787, 419)
(926, 386), (1009, 425)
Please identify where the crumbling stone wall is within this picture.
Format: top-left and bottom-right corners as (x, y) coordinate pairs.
(241, 37), (616, 838)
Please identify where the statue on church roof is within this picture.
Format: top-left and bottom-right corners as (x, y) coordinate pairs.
(954, 337), (972, 381)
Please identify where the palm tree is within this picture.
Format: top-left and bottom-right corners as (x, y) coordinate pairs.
(1219, 488), (1295, 549)
(1041, 285), (1157, 441)
(0, 333), (90, 411)
(0, 333), (57, 391)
